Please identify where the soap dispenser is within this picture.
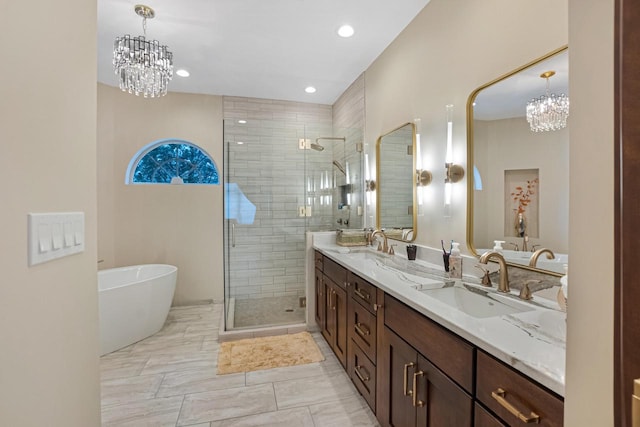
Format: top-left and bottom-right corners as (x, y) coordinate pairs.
(493, 240), (505, 254)
(449, 242), (462, 279)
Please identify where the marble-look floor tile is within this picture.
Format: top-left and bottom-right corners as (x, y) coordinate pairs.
(101, 395), (184, 427)
(201, 339), (220, 352)
(141, 350), (218, 375)
(157, 368), (246, 398)
(177, 384), (277, 425)
(100, 354), (150, 380)
(131, 336), (205, 356)
(273, 370), (357, 409)
(309, 396), (381, 427)
(184, 324), (220, 339)
(101, 373), (164, 407)
(245, 359), (343, 385)
(209, 407), (314, 427)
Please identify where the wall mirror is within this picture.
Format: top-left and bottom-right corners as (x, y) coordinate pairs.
(376, 122), (417, 242)
(467, 47), (568, 275)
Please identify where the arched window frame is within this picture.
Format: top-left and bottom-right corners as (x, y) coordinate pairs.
(125, 139), (220, 185)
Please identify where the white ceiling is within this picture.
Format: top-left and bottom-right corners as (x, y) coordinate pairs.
(473, 50), (569, 121)
(97, 0), (430, 105)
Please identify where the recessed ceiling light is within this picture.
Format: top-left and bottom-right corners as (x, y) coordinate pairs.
(238, 120), (247, 124)
(176, 69), (190, 77)
(305, 86), (317, 94)
(337, 25), (355, 38)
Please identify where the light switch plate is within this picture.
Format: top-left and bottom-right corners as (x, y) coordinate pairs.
(28, 212), (85, 266)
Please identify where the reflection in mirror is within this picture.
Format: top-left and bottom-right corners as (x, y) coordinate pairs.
(376, 122), (417, 242)
(467, 47), (568, 275)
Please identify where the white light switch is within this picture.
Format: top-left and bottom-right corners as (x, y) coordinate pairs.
(28, 212), (85, 266)
(64, 222), (74, 247)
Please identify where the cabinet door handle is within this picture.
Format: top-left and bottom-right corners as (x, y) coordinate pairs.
(403, 362), (415, 396)
(354, 288), (371, 302)
(354, 365), (370, 382)
(412, 371), (425, 408)
(332, 289), (337, 310)
(354, 322), (371, 337)
(373, 303), (382, 312)
(491, 388), (540, 424)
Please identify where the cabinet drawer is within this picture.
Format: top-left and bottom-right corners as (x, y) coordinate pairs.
(314, 251), (323, 270)
(348, 271), (378, 313)
(348, 339), (376, 411)
(475, 403), (507, 427)
(349, 300), (377, 362)
(384, 294), (474, 393)
(323, 257), (347, 289)
(476, 351), (563, 427)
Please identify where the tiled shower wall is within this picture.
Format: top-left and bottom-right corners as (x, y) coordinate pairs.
(223, 97), (333, 300)
(333, 74), (366, 230)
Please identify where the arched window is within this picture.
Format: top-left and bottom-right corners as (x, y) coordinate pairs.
(126, 139), (219, 185)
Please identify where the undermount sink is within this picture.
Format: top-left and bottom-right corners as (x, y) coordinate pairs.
(413, 282), (535, 318)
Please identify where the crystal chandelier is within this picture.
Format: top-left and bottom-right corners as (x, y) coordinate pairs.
(113, 5), (173, 98)
(525, 71), (569, 132)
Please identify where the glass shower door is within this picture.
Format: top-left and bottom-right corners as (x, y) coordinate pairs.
(223, 119), (309, 330)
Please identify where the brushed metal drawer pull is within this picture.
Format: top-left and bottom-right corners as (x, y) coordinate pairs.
(403, 362), (415, 396)
(491, 388), (540, 424)
(354, 365), (370, 382)
(354, 322), (371, 337)
(354, 288), (371, 302)
(412, 371), (425, 407)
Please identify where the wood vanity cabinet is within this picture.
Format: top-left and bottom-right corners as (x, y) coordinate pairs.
(319, 255), (348, 368)
(346, 271), (379, 411)
(476, 350), (564, 427)
(377, 295), (474, 427)
(313, 250), (565, 427)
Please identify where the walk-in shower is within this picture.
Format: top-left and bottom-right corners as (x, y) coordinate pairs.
(223, 121), (362, 332)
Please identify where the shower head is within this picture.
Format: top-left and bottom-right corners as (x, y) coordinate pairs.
(333, 160), (346, 175)
(310, 143), (325, 151)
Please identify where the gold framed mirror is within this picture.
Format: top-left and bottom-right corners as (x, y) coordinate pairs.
(466, 46), (569, 276)
(376, 122), (418, 242)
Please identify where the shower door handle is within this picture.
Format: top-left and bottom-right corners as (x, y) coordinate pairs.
(231, 223), (236, 248)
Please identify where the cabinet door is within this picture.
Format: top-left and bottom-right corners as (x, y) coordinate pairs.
(379, 326), (418, 427)
(314, 268), (325, 330)
(333, 283), (348, 368)
(321, 276), (334, 344)
(415, 355), (473, 427)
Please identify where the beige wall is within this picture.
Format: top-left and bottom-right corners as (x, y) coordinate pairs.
(0, 0), (100, 425)
(566, 0), (614, 424)
(364, 0), (615, 424)
(365, 0), (568, 252)
(97, 85), (224, 305)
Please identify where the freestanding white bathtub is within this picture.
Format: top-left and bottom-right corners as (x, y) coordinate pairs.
(98, 264), (177, 356)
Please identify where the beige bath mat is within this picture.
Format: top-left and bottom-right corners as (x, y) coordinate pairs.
(217, 331), (325, 375)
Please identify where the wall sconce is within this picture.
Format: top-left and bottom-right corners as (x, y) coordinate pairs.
(444, 105), (464, 215)
(414, 118), (432, 207)
(365, 153), (376, 205)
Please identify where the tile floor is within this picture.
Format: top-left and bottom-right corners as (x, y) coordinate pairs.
(233, 296), (306, 329)
(100, 303), (379, 426)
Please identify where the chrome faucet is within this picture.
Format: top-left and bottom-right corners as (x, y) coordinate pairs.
(478, 251), (510, 293)
(529, 248), (555, 267)
(370, 229), (389, 253)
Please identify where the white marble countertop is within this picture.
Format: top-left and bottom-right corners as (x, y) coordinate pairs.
(312, 235), (566, 397)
